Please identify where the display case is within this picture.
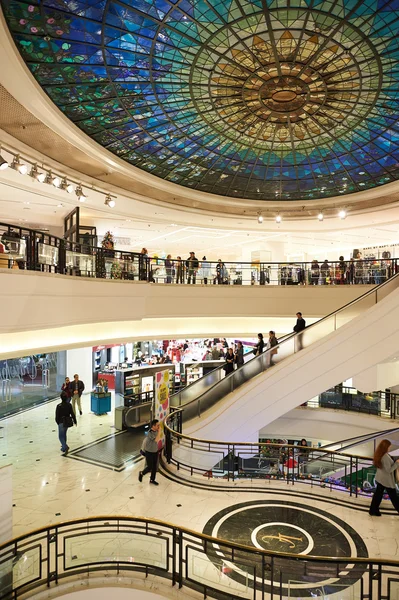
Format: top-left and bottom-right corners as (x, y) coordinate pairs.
(38, 243), (58, 266)
(66, 250), (95, 276)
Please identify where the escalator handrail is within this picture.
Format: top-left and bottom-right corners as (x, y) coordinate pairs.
(170, 270), (399, 411)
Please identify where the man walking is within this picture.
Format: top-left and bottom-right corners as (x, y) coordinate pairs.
(55, 391), (77, 454)
(293, 312), (306, 351)
(69, 373), (85, 416)
(139, 419), (161, 485)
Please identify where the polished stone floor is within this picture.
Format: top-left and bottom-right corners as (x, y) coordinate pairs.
(0, 392), (398, 572)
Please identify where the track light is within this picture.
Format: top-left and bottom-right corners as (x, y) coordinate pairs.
(0, 154), (9, 170)
(317, 212), (324, 221)
(29, 164), (46, 183)
(52, 176), (61, 188)
(257, 213), (263, 224)
(61, 178), (74, 193)
(275, 214), (282, 223)
(75, 185), (87, 202)
(11, 155), (28, 175)
(339, 209), (347, 219)
(104, 194), (116, 208)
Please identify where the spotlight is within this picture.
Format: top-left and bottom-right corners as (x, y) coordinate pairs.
(61, 179), (74, 193)
(52, 176), (61, 188)
(257, 213), (263, 224)
(105, 194), (116, 208)
(275, 214), (282, 223)
(29, 164), (46, 183)
(11, 155), (28, 175)
(0, 154), (9, 170)
(75, 185), (87, 202)
(339, 209), (347, 219)
(317, 212), (324, 221)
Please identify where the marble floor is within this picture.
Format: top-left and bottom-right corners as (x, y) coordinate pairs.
(1, 393), (399, 579)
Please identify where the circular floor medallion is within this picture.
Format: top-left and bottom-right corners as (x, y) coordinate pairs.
(203, 500), (368, 597)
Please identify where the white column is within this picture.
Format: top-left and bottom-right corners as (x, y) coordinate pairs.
(66, 347), (93, 393)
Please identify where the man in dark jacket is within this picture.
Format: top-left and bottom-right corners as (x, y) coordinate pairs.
(185, 252), (199, 284)
(293, 312), (306, 351)
(69, 373), (85, 416)
(138, 419), (161, 485)
(55, 392), (77, 454)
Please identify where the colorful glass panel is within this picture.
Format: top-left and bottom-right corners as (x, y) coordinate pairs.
(2, 0), (399, 199)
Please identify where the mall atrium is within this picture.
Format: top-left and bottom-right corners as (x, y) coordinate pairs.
(1, 0), (399, 599)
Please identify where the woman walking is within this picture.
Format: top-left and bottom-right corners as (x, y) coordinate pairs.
(369, 439), (399, 516)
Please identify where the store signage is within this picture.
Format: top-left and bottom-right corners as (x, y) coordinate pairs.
(154, 370), (170, 449)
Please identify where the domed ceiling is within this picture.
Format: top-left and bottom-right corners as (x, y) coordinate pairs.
(1, 0), (399, 201)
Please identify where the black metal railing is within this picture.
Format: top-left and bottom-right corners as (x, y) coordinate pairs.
(0, 221), (397, 286)
(306, 385), (399, 419)
(169, 271), (399, 423)
(164, 409), (384, 498)
(0, 515), (398, 600)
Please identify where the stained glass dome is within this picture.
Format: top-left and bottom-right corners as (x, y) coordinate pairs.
(2, 0), (399, 201)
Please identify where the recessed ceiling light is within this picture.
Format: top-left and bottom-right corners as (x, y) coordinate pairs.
(275, 214), (282, 223)
(339, 209), (347, 219)
(317, 212), (324, 221)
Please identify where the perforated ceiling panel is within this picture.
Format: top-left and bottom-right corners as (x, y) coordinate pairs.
(1, 0), (399, 201)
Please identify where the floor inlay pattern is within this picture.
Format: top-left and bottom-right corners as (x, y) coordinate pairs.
(203, 500), (368, 597)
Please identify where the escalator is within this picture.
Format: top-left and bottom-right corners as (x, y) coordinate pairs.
(170, 272), (399, 442)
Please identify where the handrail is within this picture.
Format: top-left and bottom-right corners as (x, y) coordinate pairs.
(0, 514), (396, 565)
(0, 220), (397, 286)
(321, 427), (399, 451)
(170, 271), (399, 419)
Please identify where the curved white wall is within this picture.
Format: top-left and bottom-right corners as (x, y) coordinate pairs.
(0, 270), (370, 359)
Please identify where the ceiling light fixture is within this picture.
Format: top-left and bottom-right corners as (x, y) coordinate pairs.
(11, 155), (28, 175)
(75, 184), (87, 202)
(257, 213), (263, 224)
(52, 176), (61, 188)
(318, 212), (324, 221)
(104, 194), (116, 208)
(339, 209), (347, 219)
(275, 214), (282, 224)
(61, 178), (74, 193)
(29, 164), (46, 183)
(0, 154), (9, 170)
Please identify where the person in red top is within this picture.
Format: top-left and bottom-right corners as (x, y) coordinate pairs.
(61, 377), (72, 402)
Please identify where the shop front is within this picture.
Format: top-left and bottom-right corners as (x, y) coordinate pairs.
(0, 351), (66, 418)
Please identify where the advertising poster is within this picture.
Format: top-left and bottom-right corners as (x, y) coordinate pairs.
(154, 370), (170, 449)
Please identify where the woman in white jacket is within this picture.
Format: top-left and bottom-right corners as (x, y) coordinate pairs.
(369, 438), (399, 516)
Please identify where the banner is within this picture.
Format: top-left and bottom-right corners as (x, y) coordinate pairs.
(154, 370), (170, 448)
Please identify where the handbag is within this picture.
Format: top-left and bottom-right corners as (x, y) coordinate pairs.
(62, 414), (74, 428)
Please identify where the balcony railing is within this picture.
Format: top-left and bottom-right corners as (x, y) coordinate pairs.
(0, 516), (398, 600)
(0, 221), (396, 286)
(164, 409), (383, 497)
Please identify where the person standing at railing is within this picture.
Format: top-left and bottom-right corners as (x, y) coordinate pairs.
(201, 256), (211, 284)
(175, 256), (184, 284)
(347, 257), (355, 284)
(215, 259), (224, 284)
(369, 439), (399, 516)
(337, 256), (347, 285)
(320, 259), (330, 285)
(165, 254), (173, 284)
(139, 248), (148, 281)
(186, 251), (199, 284)
(310, 260), (319, 285)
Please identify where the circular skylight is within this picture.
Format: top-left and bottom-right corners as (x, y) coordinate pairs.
(2, 0), (399, 200)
